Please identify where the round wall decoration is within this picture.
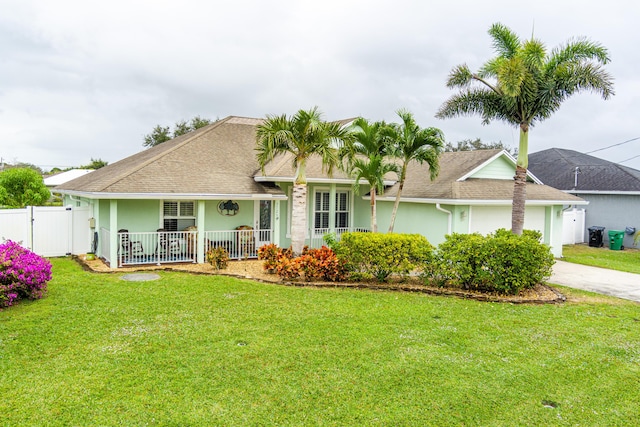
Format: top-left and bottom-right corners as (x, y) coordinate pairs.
(218, 200), (239, 216)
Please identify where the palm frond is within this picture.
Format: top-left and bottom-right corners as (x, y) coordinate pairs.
(488, 23), (520, 59)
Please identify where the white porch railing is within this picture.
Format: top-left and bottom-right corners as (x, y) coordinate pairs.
(307, 227), (370, 249)
(204, 229), (272, 260)
(96, 227), (367, 267)
(118, 230), (197, 266)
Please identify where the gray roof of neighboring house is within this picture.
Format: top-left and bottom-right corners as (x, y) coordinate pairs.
(56, 116), (285, 199)
(528, 148), (640, 192)
(379, 149), (584, 203)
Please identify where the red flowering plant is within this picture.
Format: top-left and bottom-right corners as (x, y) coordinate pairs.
(0, 240), (52, 307)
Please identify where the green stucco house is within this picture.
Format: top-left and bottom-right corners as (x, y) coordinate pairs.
(56, 116), (584, 268)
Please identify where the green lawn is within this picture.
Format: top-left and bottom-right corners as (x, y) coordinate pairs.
(563, 244), (640, 274)
(1, 258), (639, 426)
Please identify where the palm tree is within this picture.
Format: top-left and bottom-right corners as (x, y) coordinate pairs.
(387, 109), (444, 233)
(342, 118), (399, 233)
(437, 23), (613, 235)
(256, 107), (351, 255)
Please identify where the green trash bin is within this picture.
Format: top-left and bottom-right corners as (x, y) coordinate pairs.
(608, 230), (625, 250)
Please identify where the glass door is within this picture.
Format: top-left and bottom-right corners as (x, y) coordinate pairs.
(254, 200), (272, 247)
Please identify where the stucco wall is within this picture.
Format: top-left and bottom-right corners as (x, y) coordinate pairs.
(575, 193), (639, 248)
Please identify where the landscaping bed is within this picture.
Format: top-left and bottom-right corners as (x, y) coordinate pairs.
(76, 255), (565, 304)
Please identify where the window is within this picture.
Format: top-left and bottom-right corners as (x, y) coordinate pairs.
(335, 191), (349, 228)
(314, 191), (330, 230)
(313, 190), (350, 230)
(163, 201), (195, 231)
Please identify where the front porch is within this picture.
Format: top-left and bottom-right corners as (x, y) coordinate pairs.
(99, 227), (368, 268)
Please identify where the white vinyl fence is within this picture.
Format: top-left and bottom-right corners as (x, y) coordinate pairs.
(0, 206), (92, 257)
(562, 208), (586, 245)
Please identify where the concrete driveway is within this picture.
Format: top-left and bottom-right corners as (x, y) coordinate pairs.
(551, 260), (640, 302)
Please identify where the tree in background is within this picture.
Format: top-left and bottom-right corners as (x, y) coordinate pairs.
(445, 138), (517, 156)
(143, 116), (214, 147)
(80, 158), (108, 170)
(437, 23), (613, 235)
(342, 118), (398, 233)
(256, 107), (351, 255)
(387, 109), (444, 233)
(0, 168), (50, 208)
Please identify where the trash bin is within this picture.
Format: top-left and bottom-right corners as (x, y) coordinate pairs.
(608, 230), (625, 250)
(588, 226), (605, 247)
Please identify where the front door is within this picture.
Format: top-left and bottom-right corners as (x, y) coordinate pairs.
(254, 200), (272, 247)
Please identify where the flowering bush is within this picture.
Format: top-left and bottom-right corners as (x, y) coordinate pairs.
(0, 240), (52, 307)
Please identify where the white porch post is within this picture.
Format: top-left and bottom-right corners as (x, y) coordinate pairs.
(109, 200), (118, 269)
(273, 200), (281, 246)
(329, 183), (336, 232)
(197, 200), (205, 263)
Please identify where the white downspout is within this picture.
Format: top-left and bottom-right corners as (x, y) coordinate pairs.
(436, 203), (452, 235)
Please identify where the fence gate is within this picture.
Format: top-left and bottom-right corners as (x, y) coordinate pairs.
(562, 208), (586, 245)
(0, 206), (92, 257)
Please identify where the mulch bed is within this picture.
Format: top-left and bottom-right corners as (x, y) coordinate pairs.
(74, 255), (566, 304)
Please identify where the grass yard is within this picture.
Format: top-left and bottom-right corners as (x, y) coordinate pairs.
(1, 258), (639, 426)
(563, 244), (640, 274)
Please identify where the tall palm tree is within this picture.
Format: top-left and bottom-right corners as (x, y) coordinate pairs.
(342, 118), (399, 233)
(437, 23), (613, 235)
(387, 109), (444, 233)
(256, 107), (351, 255)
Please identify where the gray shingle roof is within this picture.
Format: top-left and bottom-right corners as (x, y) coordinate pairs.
(55, 117), (583, 205)
(56, 116), (284, 198)
(529, 148), (640, 192)
(380, 149), (583, 203)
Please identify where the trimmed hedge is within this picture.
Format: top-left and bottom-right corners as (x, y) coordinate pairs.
(431, 229), (554, 295)
(335, 232), (433, 282)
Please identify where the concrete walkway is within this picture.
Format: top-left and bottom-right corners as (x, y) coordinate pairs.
(551, 260), (640, 302)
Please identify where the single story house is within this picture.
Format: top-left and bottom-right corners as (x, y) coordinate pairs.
(56, 116), (584, 268)
(529, 148), (640, 248)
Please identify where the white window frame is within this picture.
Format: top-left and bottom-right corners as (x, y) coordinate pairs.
(161, 200), (196, 231)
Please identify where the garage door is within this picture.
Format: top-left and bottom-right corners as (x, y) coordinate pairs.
(470, 206), (546, 236)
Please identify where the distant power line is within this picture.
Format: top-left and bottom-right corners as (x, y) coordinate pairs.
(619, 153), (640, 164)
(585, 136), (640, 155)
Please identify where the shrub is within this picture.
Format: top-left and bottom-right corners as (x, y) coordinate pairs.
(429, 233), (485, 288)
(336, 232), (434, 282)
(206, 246), (229, 270)
(265, 244), (347, 282)
(0, 240), (52, 307)
(298, 246), (348, 282)
(430, 229), (554, 295)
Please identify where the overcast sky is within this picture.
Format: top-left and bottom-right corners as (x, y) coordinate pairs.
(1, 0), (639, 171)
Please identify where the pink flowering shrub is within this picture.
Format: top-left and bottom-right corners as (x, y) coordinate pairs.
(0, 240), (52, 307)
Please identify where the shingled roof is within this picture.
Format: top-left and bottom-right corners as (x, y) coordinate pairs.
(56, 116), (285, 199)
(379, 149), (584, 204)
(528, 148), (640, 192)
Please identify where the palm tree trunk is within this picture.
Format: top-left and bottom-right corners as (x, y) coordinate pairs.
(511, 123), (529, 235)
(511, 166), (527, 235)
(387, 165), (406, 233)
(370, 188), (377, 233)
(290, 183), (307, 256)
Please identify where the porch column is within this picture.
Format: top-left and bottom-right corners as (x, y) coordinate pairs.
(197, 200), (205, 263)
(329, 183), (336, 232)
(273, 200), (281, 246)
(109, 200), (118, 269)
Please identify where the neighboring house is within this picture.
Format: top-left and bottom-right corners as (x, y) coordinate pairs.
(44, 169), (94, 203)
(56, 116), (583, 268)
(529, 148), (640, 248)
